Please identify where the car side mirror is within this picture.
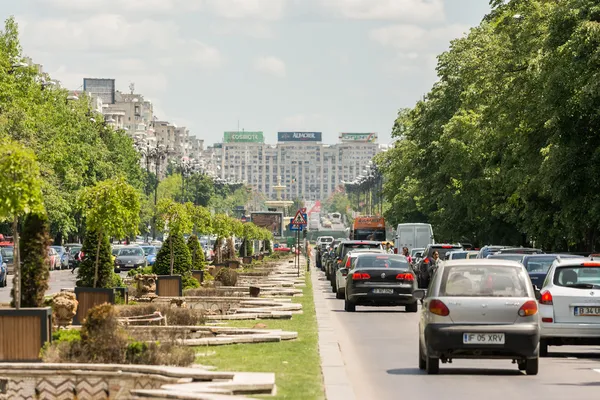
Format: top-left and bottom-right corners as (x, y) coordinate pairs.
(339, 268), (349, 276)
(534, 287), (541, 300)
(413, 289), (427, 300)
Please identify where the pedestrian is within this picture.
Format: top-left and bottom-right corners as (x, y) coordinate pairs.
(402, 247), (413, 264)
(71, 249), (84, 274)
(385, 242), (394, 254)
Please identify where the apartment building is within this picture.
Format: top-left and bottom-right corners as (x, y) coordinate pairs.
(201, 132), (381, 201)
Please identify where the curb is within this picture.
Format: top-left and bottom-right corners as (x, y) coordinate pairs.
(311, 261), (356, 400)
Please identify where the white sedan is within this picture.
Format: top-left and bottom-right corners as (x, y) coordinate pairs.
(538, 258), (600, 356)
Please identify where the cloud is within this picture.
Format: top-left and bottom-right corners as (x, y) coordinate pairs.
(40, 0), (202, 14)
(189, 40), (223, 68)
(205, 0), (286, 20)
(254, 56), (286, 78)
(370, 24), (469, 53)
(322, 0), (446, 23)
(280, 113), (327, 130)
(210, 21), (273, 38)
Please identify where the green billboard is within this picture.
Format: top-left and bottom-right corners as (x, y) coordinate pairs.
(339, 133), (378, 143)
(223, 131), (264, 143)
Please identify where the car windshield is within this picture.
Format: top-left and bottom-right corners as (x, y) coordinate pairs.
(524, 257), (559, 273)
(449, 252), (467, 260)
(119, 247), (144, 257)
(354, 230), (386, 241)
(69, 247), (81, 256)
(141, 246), (156, 255)
(439, 265), (529, 297)
(553, 266), (600, 289)
(1, 247), (13, 257)
(355, 254), (409, 269)
(342, 243), (381, 258)
(51, 246), (64, 254)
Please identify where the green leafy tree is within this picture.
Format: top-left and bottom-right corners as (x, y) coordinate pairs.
(12, 213), (50, 307)
(153, 232), (192, 276)
(187, 234), (205, 270)
(0, 139), (44, 309)
(78, 177), (140, 287)
(211, 213), (232, 264)
(76, 229), (116, 288)
(157, 199), (193, 274)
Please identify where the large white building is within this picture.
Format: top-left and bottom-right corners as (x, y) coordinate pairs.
(201, 132), (381, 201)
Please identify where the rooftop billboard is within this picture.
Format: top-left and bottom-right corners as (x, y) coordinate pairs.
(339, 133), (378, 143)
(223, 131), (264, 143)
(250, 212), (283, 237)
(277, 132), (322, 142)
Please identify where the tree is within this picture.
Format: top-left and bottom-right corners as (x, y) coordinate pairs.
(187, 234), (205, 270)
(13, 213), (50, 307)
(211, 214), (232, 264)
(157, 199), (192, 274)
(186, 203), (212, 235)
(78, 177), (140, 287)
(153, 232), (192, 276)
(0, 139), (44, 309)
(76, 229), (116, 289)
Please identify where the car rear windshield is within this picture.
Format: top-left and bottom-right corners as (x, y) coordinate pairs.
(429, 246), (462, 259)
(141, 246), (156, 255)
(439, 265), (529, 297)
(449, 252), (467, 260)
(524, 257), (558, 273)
(355, 255), (409, 269)
(342, 243), (381, 258)
(320, 238), (334, 243)
(553, 266), (600, 289)
(119, 248), (144, 257)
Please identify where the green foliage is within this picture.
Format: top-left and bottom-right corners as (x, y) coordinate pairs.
(12, 213), (51, 307)
(153, 232), (192, 276)
(157, 198), (193, 236)
(265, 239), (272, 253)
(182, 274), (201, 290)
(186, 203), (212, 235)
(323, 192), (352, 224)
(80, 303), (127, 363)
(187, 234), (205, 270)
(52, 329), (81, 343)
(76, 229), (118, 288)
(215, 267), (238, 287)
(379, 0), (600, 251)
(127, 265), (153, 277)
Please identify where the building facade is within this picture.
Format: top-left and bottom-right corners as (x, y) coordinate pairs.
(201, 132), (381, 201)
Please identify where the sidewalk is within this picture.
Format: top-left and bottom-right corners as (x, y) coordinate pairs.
(311, 262), (356, 400)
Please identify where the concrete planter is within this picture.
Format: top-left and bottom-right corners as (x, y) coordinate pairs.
(258, 254), (264, 261)
(227, 260), (241, 269)
(191, 270), (204, 284)
(74, 287), (116, 325)
(156, 275), (183, 297)
(0, 307), (52, 361)
(242, 256), (253, 265)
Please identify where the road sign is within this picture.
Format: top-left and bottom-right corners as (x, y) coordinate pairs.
(289, 219), (304, 231)
(301, 207), (307, 214)
(292, 210), (307, 226)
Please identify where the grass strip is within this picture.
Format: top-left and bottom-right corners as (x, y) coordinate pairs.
(195, 271), (324, 400)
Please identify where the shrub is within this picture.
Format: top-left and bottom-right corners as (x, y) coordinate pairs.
(52, 329), (81, 343)
(239, 239), (254, 257)
(187, 235), (205, 270)
(128, 265), (153, 277)
(224, 237), (236, 261)
(116, 304), (205, 326)
(215, 267), (238, 287)
(153, 232), (192, 276)
(182, 274), (200, 290)
(12, 213), (51, 307)
(125, 341), (195, 366)
(77, 229), (118, 288)
(80, 303), (128, 363)
(265, 240), (272, 253)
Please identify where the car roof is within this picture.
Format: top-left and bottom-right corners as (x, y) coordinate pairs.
(340, 240), (382, 245)
(553, 257), (596, 266)
(441, 259), (525, 268)
(347, 249), (385, 256)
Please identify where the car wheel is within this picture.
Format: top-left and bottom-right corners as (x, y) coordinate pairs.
(539, 339), (548, 358)
(344, 298), (356, 312)
(405, 302), (418, 313)
(525, 357), (539, 375)
(331, 280), (337, 293)
(518, 361), (526, 371)
(425, 355), (439, 374)
(336, 288), (344, 299)
(418, 340), (426, 370)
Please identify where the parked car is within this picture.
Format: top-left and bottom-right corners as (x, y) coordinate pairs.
(522, 254), (583, 289)
(65, 243), (82, 269)
(334, 249), (386, 299)
(47, 247), (59, 271)
(114, 246), (147, 271)
(538, 257), (600, 357)
(0, 246), (14, 275)
(51, 246), (69, 269)
(414, 259), (540, 375)
(344, 253), (418, 312)
(140, 245), (158, 266)
(0, 251), (7, 287)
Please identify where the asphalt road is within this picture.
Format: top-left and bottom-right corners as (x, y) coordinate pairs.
(315, 270), (600, 400)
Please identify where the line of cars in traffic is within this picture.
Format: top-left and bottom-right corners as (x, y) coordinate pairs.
(316, 237), (600, 375)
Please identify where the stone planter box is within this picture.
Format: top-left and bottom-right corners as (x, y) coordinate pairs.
(242, 256), (253, 265)
(156, 275), (182, 297)
(0, 307), (52, 361)
(227, 260), (241, 269)
(249, 286), (261, 297)
(74, 287), (116, 325)
(258, 254), (264, 261)
(191, 270), (204, 284)
(114, 287), (129, 304)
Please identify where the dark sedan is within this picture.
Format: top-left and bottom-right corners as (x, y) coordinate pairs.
(343, 254), (418, 313)
(115, 246), (147, 270)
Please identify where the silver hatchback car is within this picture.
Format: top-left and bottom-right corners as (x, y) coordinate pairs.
(414, 259), (540, 375)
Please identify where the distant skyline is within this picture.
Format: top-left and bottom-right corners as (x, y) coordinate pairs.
(3, 0), (491, 145)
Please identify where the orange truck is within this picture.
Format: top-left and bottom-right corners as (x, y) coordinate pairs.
(350, 216), (386, 241)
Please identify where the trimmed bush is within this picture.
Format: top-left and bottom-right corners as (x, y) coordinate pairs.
(116, 304), (205, 325)
(224, 237), (236, 261)
(128, 265), (153, 277)
(153, 232), (192, 276)
(12, 213), (51, 307)
(80, 303), (128, 363)
(187, 235), (205, 270)
(182, 274), (201, 290)
(77, 229), (118, 288)
(215, 267), (238, 287)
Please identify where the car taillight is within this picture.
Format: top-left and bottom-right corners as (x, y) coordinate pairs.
(345, 258), (351, 268)
(429, 299), (450, 316)
(442, 245), (453, 249)
(352, 272), (370, 280)
(423, 257), (429, 264)
(396, 273), (415, 281)
(540, 291), (553, 305)
(518, 300), (538, 317)
(393, 248), (398, 254)
(582, 262), (600, 267)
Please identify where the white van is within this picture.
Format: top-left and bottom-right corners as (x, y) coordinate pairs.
(394, 223), (434, 252)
